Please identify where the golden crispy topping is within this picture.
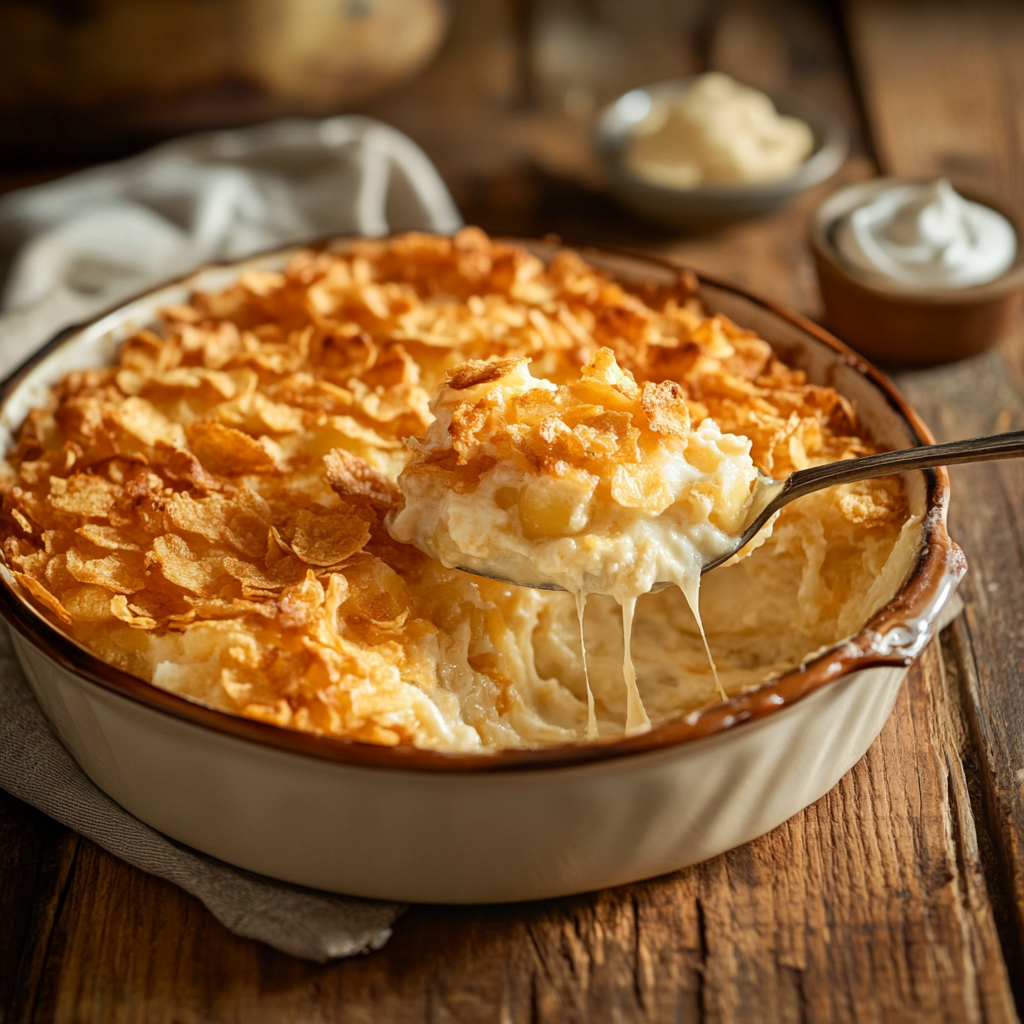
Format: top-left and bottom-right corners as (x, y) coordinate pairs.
(445, 357), (527, 391)
(324, 447), (400, 510)
(414, 352), (704, 520)
(0, 229), (908, 750)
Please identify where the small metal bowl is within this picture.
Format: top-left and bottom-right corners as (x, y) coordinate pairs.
(594, 76), (849, 232)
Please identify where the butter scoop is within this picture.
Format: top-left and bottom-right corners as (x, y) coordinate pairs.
(624, 72), (814, 188)
(835, 179), (1016, 290)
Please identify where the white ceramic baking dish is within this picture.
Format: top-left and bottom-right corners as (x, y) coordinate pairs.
(0, 240), (965, 903)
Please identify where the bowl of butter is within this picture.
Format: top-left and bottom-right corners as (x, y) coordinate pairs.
(595, 72), (848, 231)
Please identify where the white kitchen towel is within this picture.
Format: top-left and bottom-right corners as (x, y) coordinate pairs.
(0, 115), (464, 959)
(0, 115), (462, 378)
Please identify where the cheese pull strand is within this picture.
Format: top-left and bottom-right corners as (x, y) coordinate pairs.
(576, 591), (599, 740)
(678, 575), (728, 702)
(622, 597), (652, 736)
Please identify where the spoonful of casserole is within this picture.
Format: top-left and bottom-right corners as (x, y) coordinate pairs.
(387, 350), (763, 598)
(388, 350), (1024, 592)
(386, 351), (1024, 735)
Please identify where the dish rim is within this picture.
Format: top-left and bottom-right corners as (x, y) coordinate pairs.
(0, 235), (964, 774)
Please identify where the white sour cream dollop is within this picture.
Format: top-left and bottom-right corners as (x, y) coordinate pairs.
(835, 179), (1016, 289)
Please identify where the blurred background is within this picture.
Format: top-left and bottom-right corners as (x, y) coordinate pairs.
(0, 0), (1019, 268)
(0, 0), (863, 239)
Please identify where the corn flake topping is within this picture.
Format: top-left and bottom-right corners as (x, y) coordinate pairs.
(0, 229), (907, 750)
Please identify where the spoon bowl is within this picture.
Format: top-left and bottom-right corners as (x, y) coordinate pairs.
(456, 429), (1024, 593)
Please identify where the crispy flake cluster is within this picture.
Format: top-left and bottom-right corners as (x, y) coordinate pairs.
(0, 228), (906, 748)
(411, 349), (700, 518)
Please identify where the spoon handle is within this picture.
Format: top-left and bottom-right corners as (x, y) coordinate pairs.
(780, 428), (1024, 504)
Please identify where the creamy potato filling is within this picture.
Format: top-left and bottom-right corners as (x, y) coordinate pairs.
(389, 351), (765, 735)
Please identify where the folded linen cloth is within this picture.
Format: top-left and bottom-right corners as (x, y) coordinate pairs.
(0, 646), (403, 961)
(0, 115), (464, 960)
(0, 115), (462, 379)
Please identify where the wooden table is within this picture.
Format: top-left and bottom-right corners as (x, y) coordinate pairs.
(2, 1), (1023, 1020)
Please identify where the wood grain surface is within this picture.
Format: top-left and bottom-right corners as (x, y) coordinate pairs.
(2, 1), (1023, 1021)
(848, 0), (1024, 1008)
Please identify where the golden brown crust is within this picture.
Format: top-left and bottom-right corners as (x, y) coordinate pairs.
(445, 357), (527, 391)
(324, 448), (400, 510)
(0, 228), (908, 749)
(640, 380), (691, 437)
(427, 349), (675, 488)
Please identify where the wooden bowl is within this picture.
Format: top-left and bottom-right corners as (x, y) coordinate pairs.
(810, 178), (1024, 365)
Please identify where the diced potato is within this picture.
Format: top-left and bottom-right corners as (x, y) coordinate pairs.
(517, 478), (592, 538)
(685, 436), (723, 475)
(709, 471), (754, 533)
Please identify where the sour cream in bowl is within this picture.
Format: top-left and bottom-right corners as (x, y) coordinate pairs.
(811, 177), (1024, 364)
(834, 179), (1016, 290)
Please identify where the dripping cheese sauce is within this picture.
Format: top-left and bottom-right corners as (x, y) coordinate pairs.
(0, 229), (921, 751)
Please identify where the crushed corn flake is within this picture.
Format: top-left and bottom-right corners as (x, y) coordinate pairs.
(0, 229), (912, 750)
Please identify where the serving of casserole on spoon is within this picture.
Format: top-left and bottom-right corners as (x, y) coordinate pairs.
(388, 350), (1024, 736)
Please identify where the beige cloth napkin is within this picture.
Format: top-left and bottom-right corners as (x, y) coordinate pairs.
(0, 642), (403, 961)
(0, 116), (463, 959)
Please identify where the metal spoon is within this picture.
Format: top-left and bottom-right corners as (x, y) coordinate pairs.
(457, 429), (1024, 592)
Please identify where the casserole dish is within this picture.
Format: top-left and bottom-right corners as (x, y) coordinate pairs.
(0, 239), (964, 903)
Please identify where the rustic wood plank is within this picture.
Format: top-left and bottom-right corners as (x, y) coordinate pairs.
(0, 791), (84, 1024)
(847, 0), (1024, 998)
(0, 790), (60, 1023)
(847, 1), (1024, 200)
